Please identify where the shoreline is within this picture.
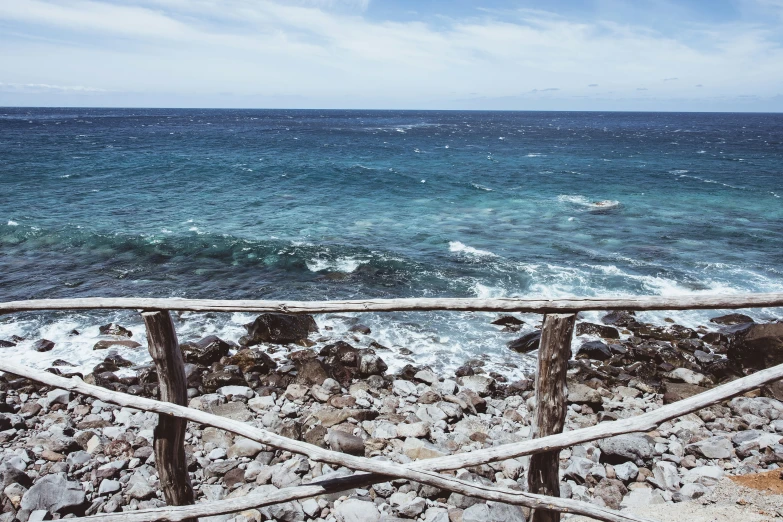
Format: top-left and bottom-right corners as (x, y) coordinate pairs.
(0, 309), (782, 520)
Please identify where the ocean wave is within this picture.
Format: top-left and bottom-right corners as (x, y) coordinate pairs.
(470, 183), (493, 192)
(7, 220), (18, 226)
(557, 195), (620, 210)
(448, 241), (497, 258)
(306, 257), (367, 273)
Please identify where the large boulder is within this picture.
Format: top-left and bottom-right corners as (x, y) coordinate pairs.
(575, 341), (613, 361)
(19, 473), (87, 518)
(576, 322), (620, 339)
(243, 313), (317, 345)
(598, 434), (655, 466)
(710, 313), (754, 325)
(180, 335), (233, 365)
(225, 349), (277, 374)
(727, 322), (783, 370)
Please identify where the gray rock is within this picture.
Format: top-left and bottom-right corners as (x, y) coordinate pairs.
(397, 497), (427, 517)
(598, 434), (655, 465)
(686, 436), (733, 459)
(682, 465), (724, 487)
(680, 483), (709, 499)
(564, 457), (595, 484)
(20, 473), (86, 517)
(396, 422), (429, 438)
(729, 397), (783, 420)
(98, 479), (121, 496)
(403, 438), (448, 460)
(461, 375), (495, 396)
(227, 437), (265, 458)
(651, 461), (680, 492)
(613, 461), (639, 482)
(393, 380), (418, 397)
(568, 384), (602, 407)
(334, 499), (380, 522)
(462, 501), (527, 522)
(327, 430), (365, 456)
(593, 478), (628, 510)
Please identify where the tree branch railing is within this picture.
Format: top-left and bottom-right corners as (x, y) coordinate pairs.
(1, 292), (782, 522)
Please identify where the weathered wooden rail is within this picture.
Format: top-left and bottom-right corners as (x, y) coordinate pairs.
(1, 292), (782, 522)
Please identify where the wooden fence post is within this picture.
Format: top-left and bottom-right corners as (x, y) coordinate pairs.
(142, 310), (195, 512)
(527, 313), (576, 522)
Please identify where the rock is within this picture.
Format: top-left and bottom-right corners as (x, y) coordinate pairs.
(491, 316), (524, 326)
(680, 483), (709, 499)
(710, 313), (754, 325)
(126, 479), (155, 500)
(613, 461), (639, 482)
(32, 339), (55, 352)
(727, 322), (783, 370)
(327, 431), (365, 456)
(180, 335), (232, 365)
(663, 368), (709, 386)
(43, 389), (71, 408)
(202, 367), (247, 392)
(651, 461), (680, 491)
(313, 408), (378, 427)
(460, 375), (495, 396)
(225, 348), (277, 374)
(334, 499), (380, 522)
(663, 382), (708, 404)
(593, 478), (628, 510)
(284, 383), (309, 401)
(349, 324), (371, 335)
(508, 331), (540, 353)
(682, 465), (724, 487)
(729, 396), (783, 420)
(372, 421), (398, 439)
(567, 383), (602, 409)
(243, 313), (317, 345)
(92, 340), (141, 350)
(564, 457), (595, 484)
(403, 438), (448, 460)
(217, 385), (254, 398)
(598, 434), (655, 465)
(99, 323), (133, 337)
(357, 353), (388, 377)
(227, 438), (265, 458)
(20, 473), (87, 517)
(398, 497), (427, 518)
(575, 341), (613, 361)
(576, 322), (620, 339)
(396, 422), (430, 438)
(294, 358), (329, 386)
(393, 380), (418, 397)
(98, 479), (121, 496)
(462, 501), (526, 522)
(601, 310), (636, 327)
(686, 436), (733, 459)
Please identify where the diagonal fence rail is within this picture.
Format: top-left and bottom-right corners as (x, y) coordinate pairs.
(1, 292), (782, 522)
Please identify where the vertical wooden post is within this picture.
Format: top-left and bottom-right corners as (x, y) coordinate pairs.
(142, 310), (195, 512)
(527, 313), (576, 522)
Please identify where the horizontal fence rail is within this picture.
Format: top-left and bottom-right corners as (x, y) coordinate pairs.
(2, 292), (783, 314)
(1, 293), (781, 522)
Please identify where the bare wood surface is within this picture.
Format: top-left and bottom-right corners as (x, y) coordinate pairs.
(1, 292), (783, 314)
(528, 313), (576, 522)
(142, 311), (195, 511)
(0, 361), (655, 522)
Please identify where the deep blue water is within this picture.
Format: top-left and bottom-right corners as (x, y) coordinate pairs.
(1, 108), (782, 375)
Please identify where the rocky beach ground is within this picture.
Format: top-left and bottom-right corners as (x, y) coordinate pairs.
(1, 310), (782, 522)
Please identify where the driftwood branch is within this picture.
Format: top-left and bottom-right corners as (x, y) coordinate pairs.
(528, 313), (575, 522)
(0, 360), (654, 522)
(142, 310), (195, 511)
(1, 292), (783, 315)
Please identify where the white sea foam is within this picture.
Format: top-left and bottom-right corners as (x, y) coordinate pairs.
(7, 220), (18, 226)
(471, 183), (493, 191)
(557, 195), (620, 210)
(448, 241), (497, 258)
(526, 153), (544, 157)
(306, 257), (366, 273)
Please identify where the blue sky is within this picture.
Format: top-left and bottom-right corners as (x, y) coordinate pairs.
(1, 0), (782, 111)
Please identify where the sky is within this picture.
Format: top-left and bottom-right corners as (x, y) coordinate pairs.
(1, 0), (783, 111)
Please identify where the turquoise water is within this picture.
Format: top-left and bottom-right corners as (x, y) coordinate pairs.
(1, 108), (782, 376)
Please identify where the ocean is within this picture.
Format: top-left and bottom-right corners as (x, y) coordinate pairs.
(1, 108), (782, 378)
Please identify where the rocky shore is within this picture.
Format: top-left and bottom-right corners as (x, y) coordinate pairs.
(0, 310), (782, 522)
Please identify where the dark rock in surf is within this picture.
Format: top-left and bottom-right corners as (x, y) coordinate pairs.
(576, 322), (620, 339)
(32, 339), (55, 352)
(0, 339), (16, 348)
(710, 313), (754, 326)
(243, 313), (318, 345)
(93, 340), (141, 350)
(349, 324), (371, 335)
(601, 310), (636, 328)
(99, 323), (133, 338)
(508, 331), (541, 353)
(180, 335), (233, 366)
(491, 316), (525, 327)
(727, 322), (783, 371)
(576, 341), (613, 361)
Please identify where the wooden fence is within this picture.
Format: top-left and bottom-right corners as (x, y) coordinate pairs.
(1, 293), (782, 522)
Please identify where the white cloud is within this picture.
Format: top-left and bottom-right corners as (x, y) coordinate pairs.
(0, 0), (782, 109)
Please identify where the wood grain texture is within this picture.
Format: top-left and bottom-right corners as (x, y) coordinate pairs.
(142, 311), (195, 512)
(1, 292), (783, 314)
(528, 314), (576, 522)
